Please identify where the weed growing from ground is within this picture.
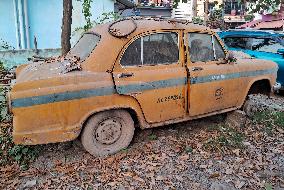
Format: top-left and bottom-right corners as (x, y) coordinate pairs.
(203, 124), (245, 153)
(253, 111), (284, 135)
(0, 123), (42, 170)
(148, 134), (158, 141)
(0, 64), (42, 169)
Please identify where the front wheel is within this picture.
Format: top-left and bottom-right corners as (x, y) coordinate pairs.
(243, 99), (258, 118)
(81, 110), (135, 157)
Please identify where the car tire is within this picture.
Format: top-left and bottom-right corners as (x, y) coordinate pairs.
(243, 99), (258, 118)
(81, 110), (135, 157)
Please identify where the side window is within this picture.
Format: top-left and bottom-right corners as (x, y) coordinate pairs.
(188, 33), (214, 62)
(213, 36), (226, 59)
(224, 37), (248, 49)
(120, 38), (141, 67)
(254, 39), (284, 53)
(120, 32), (179, 67)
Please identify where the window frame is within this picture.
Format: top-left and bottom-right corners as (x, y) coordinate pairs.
(224, 36), (284, 54)
(187, 31), (227, 64)
(68, 32), (101, 62)
(118, 30), (181, 68)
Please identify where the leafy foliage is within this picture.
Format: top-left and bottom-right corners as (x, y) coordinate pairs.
(73, 11), (121, 35)
(207, 8), (229, 29)
(253, 111), (284, 131)
(246, 0), (283, 14)
(81, 0), (93, 31)
(173, 0), (190, 8)
(148, 134), (157, 141)
(0, 62), (41, 169)
(94, 12), (120, 25)
(244, 14), (255, 21)
(192, 17), (204, 24)
(0, 125), (42, 170)
(0, 61), (8, 122)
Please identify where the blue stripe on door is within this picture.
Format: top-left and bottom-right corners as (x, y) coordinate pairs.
(11, 68), (277, 108)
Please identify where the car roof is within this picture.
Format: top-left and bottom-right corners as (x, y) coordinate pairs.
(218, 29), (284, 39)
(83, 17), (210, 72)
(91, 17), (209, 37)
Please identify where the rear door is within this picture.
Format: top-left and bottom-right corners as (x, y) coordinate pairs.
(113, 31), (188, 123)
(185, 31), (241, 116)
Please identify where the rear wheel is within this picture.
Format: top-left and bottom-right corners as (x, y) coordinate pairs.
(81, 110), (135, 157)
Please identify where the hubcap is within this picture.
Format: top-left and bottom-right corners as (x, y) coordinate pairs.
(94, 118), (122, 145)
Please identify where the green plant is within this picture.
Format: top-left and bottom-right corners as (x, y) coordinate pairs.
(173, 0), (189, 8)
(264, 183), (273, 190)
(192, 17), (204, 24)
(94, 12), (121, 25)
(0, 64), (41, 169)
(185, 146), (193, 153)
(253, 111), (284, 131)
(0, 61), (9, 122)
(207, 8), (228, 29)
(120, 147), (129, 153)
(81, 0), (93, 31)
(203, 125), (244, 152)
(244, 14), (255, 21)
(73, 11), (121, 36)
(148, 134), (157, 140)
(0, 125), (42, 169)
(247, 0), (281, 14)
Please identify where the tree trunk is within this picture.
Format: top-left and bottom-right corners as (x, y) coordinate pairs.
(192, 0), (197, 17)
(204, 0), (209, 25)
(61, 0), (72, 56)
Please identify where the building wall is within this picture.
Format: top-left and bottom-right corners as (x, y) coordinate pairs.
(0, 0), (18, 49)
(0, 0), (114, 50)
(26, 0), (63, 49)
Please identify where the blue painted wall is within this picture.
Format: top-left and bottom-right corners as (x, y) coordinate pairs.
(0, 0), (18, 49)
(26, 0), (63, 49)
(0, 0), (114, 50)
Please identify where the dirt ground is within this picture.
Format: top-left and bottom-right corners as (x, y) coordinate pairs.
(1, 95), (284, 190)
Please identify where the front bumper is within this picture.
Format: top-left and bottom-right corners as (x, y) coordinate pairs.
(272, 82), (282, 92)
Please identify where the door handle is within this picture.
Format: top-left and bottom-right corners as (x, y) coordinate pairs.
(192, 67), (203, 71)
(118, 72), (134, 78)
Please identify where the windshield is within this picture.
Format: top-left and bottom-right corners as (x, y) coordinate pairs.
(69, 33), (101, 61)
(224, 37), (284, 54)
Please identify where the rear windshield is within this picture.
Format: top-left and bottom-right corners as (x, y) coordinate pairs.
(69, 33), (101, 61)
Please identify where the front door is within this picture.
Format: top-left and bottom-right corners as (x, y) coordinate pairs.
(186, 32), (241, 116)
(113, 31), (187, 123)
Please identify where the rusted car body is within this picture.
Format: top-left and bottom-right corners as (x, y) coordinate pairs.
(8, 18), (279, 156)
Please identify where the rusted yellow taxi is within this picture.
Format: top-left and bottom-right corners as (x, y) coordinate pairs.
(8, 17), (280, 156)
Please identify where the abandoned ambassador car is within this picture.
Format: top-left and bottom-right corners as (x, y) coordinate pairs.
(8, 18), (280, 156)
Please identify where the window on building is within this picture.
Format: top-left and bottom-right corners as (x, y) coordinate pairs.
(121, 32), (179, 67)
(224, 0), (245, 15)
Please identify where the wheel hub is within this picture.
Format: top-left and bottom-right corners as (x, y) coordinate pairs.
(95, 118), (122, 145)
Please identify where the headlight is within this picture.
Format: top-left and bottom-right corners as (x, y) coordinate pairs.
(272, 82), (281, 92)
